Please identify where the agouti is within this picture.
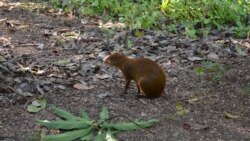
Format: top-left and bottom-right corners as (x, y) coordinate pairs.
(103, 53), (166, 98)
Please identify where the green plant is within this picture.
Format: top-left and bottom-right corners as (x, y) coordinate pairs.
(48, 0), (162, 29)
(233, 21), (250, 38)
(27, 98), (47, 113)
(166, 24), (177, 34)
(47, 0), (250, 37)
(240, 86), (250, 96)
(162, 0), (250, 38)
(196, 62), (227, 81)
(121, 0), (162, 29)
(37, 106), (159, 141)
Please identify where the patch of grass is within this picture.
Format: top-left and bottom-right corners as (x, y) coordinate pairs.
(196, 62), (227, 81)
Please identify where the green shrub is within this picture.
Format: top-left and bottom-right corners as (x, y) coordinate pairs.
(49, 0), (162, 29)
(162, 0), (250, 38)
(47, 0), (250, 37)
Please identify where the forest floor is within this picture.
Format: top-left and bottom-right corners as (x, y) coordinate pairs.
(0, 0), (250, 141)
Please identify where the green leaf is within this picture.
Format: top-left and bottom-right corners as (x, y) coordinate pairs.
(176, 102), (189, 116)
(204, 19), (211, 24)
(92, 0), (99, 7)
(80, 131), (93, 141)
(196, 66), (204, 75)
(27, 98), (46, 113)
(103, 119), (159, 131)
(205, 62), (219, 72)
(185, 27), (196, 39)
(161, 0), (170, 12)
(106, 130), (117, 141)
(172, 132), (180, 139)
(94, 131), (105, 141)
(109, 130), (122, 137)
(37, 120), (92, 130)
(235, 46), (247, 56)
(45, 127), (92, 141)
(81, 110), (90, 120)
(127, 40), (133, 49)
(99, 106), (109, 122)
(50, 106), (82, 121)
(135, 17), (143, 28)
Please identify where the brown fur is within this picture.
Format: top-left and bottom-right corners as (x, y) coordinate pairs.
(104, 53), (166, 98)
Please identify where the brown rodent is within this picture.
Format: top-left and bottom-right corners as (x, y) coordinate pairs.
(103, 53), (166, 98)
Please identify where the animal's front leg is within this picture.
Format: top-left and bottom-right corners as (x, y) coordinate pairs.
(123, 79), (131, 94)
(136, 83), (141, 94)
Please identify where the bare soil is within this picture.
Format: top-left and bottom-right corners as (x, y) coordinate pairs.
(0, 1), (249, 141)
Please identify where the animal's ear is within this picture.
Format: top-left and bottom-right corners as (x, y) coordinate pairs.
(111, 51), (119, 55)
(103, 54), (111, 64)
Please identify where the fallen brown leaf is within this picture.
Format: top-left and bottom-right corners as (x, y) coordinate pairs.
(183, 122), (209, 131)
(187, 97), (199, 104)
(73, 83), (94, 90)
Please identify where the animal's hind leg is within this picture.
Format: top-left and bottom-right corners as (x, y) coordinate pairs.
(136, 83), (141, 93)
(139, 77), (157, 97)
(137, 78), (150, 96)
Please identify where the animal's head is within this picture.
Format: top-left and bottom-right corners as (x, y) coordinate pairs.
(103, 52), (126, 67)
